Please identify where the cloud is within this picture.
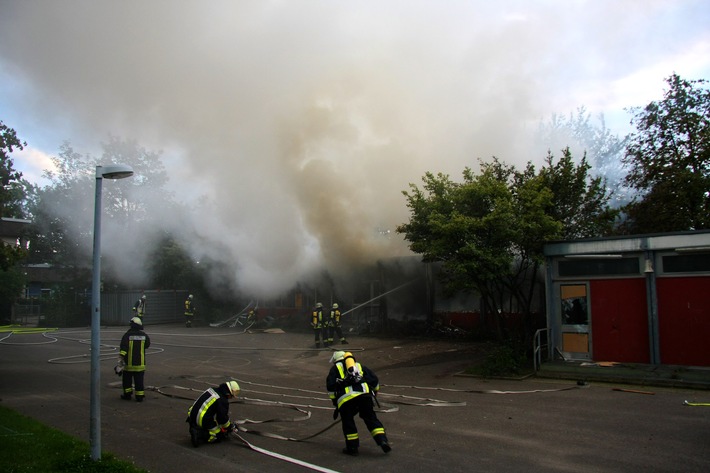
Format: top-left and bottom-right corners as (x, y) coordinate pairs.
(10, 146), (56, 186)
(1, 1), (709, 298)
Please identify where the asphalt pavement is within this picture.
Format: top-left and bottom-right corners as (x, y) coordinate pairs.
(1, 324), (709, 473)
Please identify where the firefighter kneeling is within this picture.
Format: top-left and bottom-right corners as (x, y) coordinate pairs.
(186, 380), (240, 447)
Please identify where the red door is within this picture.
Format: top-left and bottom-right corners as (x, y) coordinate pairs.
(657, 276), (710, 366)
(590, 278), (649, 363)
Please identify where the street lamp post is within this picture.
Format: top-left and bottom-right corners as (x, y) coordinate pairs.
(90, 164), (134, 461)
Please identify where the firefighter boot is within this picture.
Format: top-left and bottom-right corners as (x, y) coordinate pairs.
(377, 435), (392, 453)
(189, 426), (200, 448)
(343, 439), (359, 456)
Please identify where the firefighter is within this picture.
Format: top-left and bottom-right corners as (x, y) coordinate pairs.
(184, 294), (195, 328)
(312, 302), (327, 348)
(132, 294), (147, 319)
(246, 308), (257, 326)
(186, 380), (240, 447)
(119, 316), (151, 402)
(329, 303), (348, 345)
(326, 351), (391, 456)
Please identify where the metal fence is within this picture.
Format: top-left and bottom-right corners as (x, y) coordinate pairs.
(100, 289), (189, 326)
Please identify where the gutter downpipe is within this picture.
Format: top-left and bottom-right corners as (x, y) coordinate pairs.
(643, 238), (661, 365)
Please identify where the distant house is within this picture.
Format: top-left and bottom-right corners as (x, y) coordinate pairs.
(0, 216), (31, 248)
(544, 230), (710, 367)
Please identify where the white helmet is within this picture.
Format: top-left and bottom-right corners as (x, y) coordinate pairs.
(130, 316), (143, 327)
(316, 302), (323, 309)
(189, 294), (193, 299)
(226, 380), (240, 397)
(332, 303), (339, 309)
(329, 351), (346, 364)
(141, 295), (146, 300)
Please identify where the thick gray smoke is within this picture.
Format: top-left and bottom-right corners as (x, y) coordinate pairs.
(1, 1), (708, 298)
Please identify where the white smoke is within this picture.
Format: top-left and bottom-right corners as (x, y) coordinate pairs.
(1, 1), (709, 297)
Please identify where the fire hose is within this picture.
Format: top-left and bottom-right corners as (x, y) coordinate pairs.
(230, 431), (342, 473)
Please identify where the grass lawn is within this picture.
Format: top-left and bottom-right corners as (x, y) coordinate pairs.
(0, 405), (148, 473)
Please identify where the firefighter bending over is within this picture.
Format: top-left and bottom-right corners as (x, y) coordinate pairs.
(326, 351), (391, 456)
(186, 380), (240, 447)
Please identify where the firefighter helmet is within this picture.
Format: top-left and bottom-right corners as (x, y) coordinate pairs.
(316, 302), (323, 309)
(226, 380), (240, 397)
(330, 351), (346, 363)
(141, 295), (146, 300)
(130, 316), (143, 327)
(332, 303), (339, 309)
(189, 294), (193, 299)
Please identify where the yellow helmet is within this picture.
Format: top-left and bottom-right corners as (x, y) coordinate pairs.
(332, 303), (339, 309)
(130, 316), (143, 327)
(226, 380), (240, 397)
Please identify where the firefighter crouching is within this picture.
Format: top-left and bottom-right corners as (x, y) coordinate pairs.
(326, 351), (391, 456)
(186, 380), (240, 447)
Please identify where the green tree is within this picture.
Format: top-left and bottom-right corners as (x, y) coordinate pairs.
(537, 108), (631, 207)
(27, 137), (180, 287)
(0, 121), (29, 321)
(0, 120), (26, 217)
(148, 235), (202, 290)
(538, 148), (619, 239)
(398, 161), (561, 339)
(398, 151), (617, 339)
(621, 74), (710, 233)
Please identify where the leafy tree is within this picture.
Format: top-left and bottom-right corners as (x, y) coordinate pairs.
(27, 137), (179, 288)
(537, 148), (619, 239)
(537, 108), (631, 207)
(398, 150), (617, 339)
(621, 74), (710, 233)
(0, 120), (26, 217)
(0, 121), (29, 321)
(0, 121), (29, 269)
(148, 235), (202, 291)
(398, 161), (561, 339)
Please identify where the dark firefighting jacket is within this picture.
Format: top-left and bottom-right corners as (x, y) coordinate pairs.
(184, 299), (194, 316)
(326, 359), (380, 409)
(187, 384), (233, 431)
(119, 327), (150, 372)
(312, 308), (325, 328)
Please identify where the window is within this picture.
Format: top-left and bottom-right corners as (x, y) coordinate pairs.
(558, 257), (640, 277)
(662, 253), (710, 273)
(560, 284), (588, 325)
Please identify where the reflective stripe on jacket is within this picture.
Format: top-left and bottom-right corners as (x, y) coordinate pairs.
(187, 386), (232, 431)
(119, 330), (150, 372)
(328, 361), (370, 409)
(312, 309), (324, 328)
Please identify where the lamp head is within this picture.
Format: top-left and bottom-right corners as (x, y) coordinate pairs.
(97, 164), (134, 180)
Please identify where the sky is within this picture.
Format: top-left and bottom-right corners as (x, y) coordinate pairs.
(1, 0), (709, 298)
